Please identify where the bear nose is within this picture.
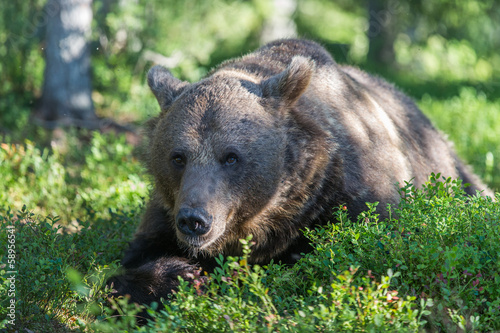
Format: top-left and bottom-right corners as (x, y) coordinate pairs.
(176, 208), (212, 236)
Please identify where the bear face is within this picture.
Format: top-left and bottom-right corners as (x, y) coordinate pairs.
(145, 58), (318, 258)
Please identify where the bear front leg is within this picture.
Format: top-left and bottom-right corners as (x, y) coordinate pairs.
(120, 231), (181, 269)
(107, 198), (203, 305)
(120, 197), (184, 269)
(108, 256), (202, 306)
(107, 195), (216, 307)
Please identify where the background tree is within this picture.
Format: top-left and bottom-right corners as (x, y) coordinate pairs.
(260, 0), (297, 44)
(36, 0), (97, 129)
(366, 0), (397, 66)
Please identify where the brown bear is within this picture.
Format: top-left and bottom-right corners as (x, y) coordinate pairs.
(108, 38), (492, 306)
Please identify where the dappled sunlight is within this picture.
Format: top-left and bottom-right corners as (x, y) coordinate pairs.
(0, 132), (149, 223)
(1, 0), (499, 331)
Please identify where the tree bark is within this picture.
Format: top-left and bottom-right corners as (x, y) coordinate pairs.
(367, 0), (396, 66)
(260, 0), (297, 44)
(37, 0), (97, 129)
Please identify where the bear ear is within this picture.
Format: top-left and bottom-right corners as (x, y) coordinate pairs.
(261, 56), (315, 106)
(147, 65), (189, 110)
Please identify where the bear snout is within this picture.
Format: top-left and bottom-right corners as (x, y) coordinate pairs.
(176, 207), (212, 237)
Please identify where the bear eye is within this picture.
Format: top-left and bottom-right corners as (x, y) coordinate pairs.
(171, 154), (185, 167)
(224, 153), (238, 166)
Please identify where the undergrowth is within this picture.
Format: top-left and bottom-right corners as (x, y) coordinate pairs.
(1, 175), (498, 332)
(0, 131), (149, 223)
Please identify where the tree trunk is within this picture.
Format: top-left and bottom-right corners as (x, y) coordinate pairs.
(260, 0), (297, 44)
(367, 0), (396, 66)
(37, 0), (97, 129)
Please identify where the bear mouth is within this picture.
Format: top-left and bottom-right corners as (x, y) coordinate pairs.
(176, 225), (225, 252)
(175, 208), (234, 253)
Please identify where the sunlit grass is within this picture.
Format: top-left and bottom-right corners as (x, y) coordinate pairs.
(419, 87), (500, 191)
(1, 177), (498, 332)
(0, 131), (149, 223)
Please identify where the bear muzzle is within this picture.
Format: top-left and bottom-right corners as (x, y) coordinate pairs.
(176, 207), (212, 237)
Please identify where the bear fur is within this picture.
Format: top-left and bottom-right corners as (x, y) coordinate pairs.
(108, 39), (492, 306)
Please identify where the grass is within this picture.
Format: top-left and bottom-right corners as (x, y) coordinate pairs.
(0, 130), (150, 223)
(1, 177), (499, 332)
(419, 87), (500, 191)
(0, 206), (138, 331)
(0, 89), (499, 332)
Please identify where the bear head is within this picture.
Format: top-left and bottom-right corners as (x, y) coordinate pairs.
(145, 57), (316, 257)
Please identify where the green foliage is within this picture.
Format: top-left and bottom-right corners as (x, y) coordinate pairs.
(295, 0), (365, 61)
(0, 131), (149, 222)
(393, 176), (500, 331)
(395, 34), (497, 82)
(0, 205), (138, 331)
(284, 174), (500, 332)
(95, 237), (428, 332)
(0, 0), (46, 131)
(90, 0), (270, 122)
(419, 88), (500, 191)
